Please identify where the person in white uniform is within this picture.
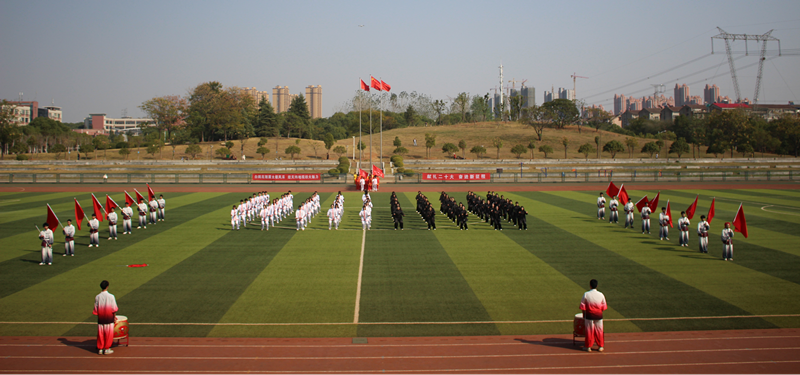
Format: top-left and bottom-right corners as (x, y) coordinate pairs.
(295, 205), (304, 231)
(107, 207), (118, 240)
(608, 195), (619, 224)
(137, 199), (148, 229)
(658, 207), (669, 241)
(231, 205), (240, 230)
(88, 213), (100, 247)
(39, 222), (54, 265)
(596, 192), (606, 220)
(121, 202), (134, 234)
(148, 197), (158, 225)
(678, 211), (690, 247)
(63, 219), (76, 256)
(697, 215), (709, 253)
(157, 195), (166, 221)
(640, 204), (651, 235)
(721, 222), (734, 261)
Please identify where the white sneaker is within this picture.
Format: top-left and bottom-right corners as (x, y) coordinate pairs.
(39, 263), (44, 265)
(104, 349), (114, 355)
(137, 226), (141, 229)
(88, 244), (92, 247)
(48, 263), (52, 265)
(584, 347), (591, 352)
(63, 254), (67, 256)
(98, 349), (104, 355)
(108, 237), (112, 240)
(598, 347), (604, 352)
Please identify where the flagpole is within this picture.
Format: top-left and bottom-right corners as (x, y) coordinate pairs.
(358, 87), (362, 168)
(379, 78), (383, 169)
(369, 84), (373, 167)
(47, 203), (64, 230)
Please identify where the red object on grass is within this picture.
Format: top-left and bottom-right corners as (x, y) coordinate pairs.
(124, 191), (135, 206)
(127, 264), (148, 268)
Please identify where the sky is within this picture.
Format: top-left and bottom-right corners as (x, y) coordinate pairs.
(1, 0), (799, 123)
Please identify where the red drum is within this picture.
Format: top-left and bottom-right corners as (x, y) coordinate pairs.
(113, 315), (128, 339)
(573, 313), (585, 345)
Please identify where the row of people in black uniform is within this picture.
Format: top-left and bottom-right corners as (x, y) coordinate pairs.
(439, 192), (469, 230)
(390, 192), (405, 230)
(415, 191), (437, 230)
(466, 191), (528, 230)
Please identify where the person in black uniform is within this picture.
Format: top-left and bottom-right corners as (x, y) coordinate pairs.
(457, 202), (468, 230)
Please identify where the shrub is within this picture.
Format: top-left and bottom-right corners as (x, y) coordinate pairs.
(403, 169), (414, 176)
(16, 154), (28, 160)
(328, 168), (341, 175)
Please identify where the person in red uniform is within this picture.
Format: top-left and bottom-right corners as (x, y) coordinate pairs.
(579, 279), (607, 352)
(93, 280), (118, 355)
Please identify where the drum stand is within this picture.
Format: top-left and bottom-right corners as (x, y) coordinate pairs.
(114, 335), (129, 347)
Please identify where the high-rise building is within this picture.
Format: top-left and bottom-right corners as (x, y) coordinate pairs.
(242, 87), (269, 105)
(520, 87), (535, 108)
(704, 84), (720, 105)
(613, 94), (627, 115)
(674, 84), (690, 107)
(305, 85), (322, 119)
(558, 87), (575, 100)
(543, 90), (554, 103)
(272, 86), (291, 113)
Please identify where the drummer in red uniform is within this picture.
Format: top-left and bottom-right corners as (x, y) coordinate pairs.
(579, 279), (607, 352)
(93, 280), (119, 355)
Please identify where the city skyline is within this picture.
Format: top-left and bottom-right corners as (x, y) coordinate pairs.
(1, 0), (798, 123)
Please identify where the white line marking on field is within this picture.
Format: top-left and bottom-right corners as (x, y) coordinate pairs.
(353, 227), (366, 323)
(761, 204), (800, 216)
(3, 313), (798, 327)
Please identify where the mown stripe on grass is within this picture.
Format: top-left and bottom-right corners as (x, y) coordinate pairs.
(684, 189), (800, 225)
(526, 191), (799, 325)
(355, 192), (499, 337)
(0, 193), (237, 337)
(0, 192), (77, 212)
(0, 192), (193, 263)
(433, 192), (639, 335)
(704, 189), (800, 209)
(103, 196), (328, 337)
(210, 193), (363, 338)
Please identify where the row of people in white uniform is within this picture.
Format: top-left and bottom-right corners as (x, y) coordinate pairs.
(359, 192), (373, 230)
(597, 192), (735, 260)
(37, 195), (167, 265)
(326, 193), (346, 230)
(230, 191), (294, 230)
(294, 193), (322, 231)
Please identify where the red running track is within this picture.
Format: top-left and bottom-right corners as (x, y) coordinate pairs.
(1, 329), (799, 373)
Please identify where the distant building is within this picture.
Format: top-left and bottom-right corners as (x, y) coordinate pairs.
(272, 86), (297, 114)
(620, 110), (639, 128)
(305, 85), (322, 119)
(558, 87), (575, 101)
(38, 106), (62, 122)
(710, 103), (750, 112)
(704, 84), (720, 105)
(242, 87), (269, 105)
(613, 94), (627, 115)
(82, 114), (153, 135)
(543, 90), (554, 103)
(519, 86), (535, 108)
(660, 106), (682, 122)
(752, 104), (800, 121)
(674, 84), (690, 107)
(678, 104), (708, 119)
(639, 108), (661, 121)
(5, 101), (39, 125)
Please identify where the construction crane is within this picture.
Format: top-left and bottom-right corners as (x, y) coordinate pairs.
(712, 27), (781, 105)
(571, 73), (588, 99)
(520, 79), (528, 88)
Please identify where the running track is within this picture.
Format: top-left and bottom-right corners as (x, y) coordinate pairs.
(1, 329), (799, 373)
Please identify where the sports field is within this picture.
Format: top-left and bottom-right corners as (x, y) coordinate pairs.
(1, 186), (799, 339)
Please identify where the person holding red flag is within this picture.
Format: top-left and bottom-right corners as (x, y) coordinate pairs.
(157, 195), (166, 222)
(137, 198), (148, 229)
(659, 206), (670, 241)
(107, 207), (118, 241)
(697, 215), (710, 253)
(148, 196), (159, 225)
(624, 197), (635, 229)
(608, 195), (619, 224)
(38, 221), (55, 265)
(721, 222), (735, 261)
(640, 198), (652, 235)
(88, 213), (100, 247)
(733, 203), (748, 239)
(596, 192), (606, 220)
(121, 201), (134, 234)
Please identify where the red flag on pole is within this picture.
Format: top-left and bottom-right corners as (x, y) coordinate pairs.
(381, 80), (391, 92)
(707, 198), (716, 224)
(605, 181), (619, 198)
(106, 195), (120, 217)
(666, 200), (673, 228)
(147, 184), (156, 201)
(618, 184), (630, 205)
(46, 204), (61, 231)
(74, 199), (86, 230)
(635, 195), (649, 213)
(91, 194), (105, 222)
(358, 168), (368, 179)
(360, 79), (370, 91)
(685, 194), (699, 220)
(372, 164), (384, 178)
(370, 76), (383, 91)
(733, 203), (748, 238)
(124, 191), (135, 206)
(648, 191), (661, 213)
(134, 189), (145, 204)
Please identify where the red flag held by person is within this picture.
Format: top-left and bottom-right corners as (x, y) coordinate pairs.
(733, 203), (748, 238)
(147, 184), (156, 201)
(381, 80), (391, 92)
(686, 194), (699, 220)
(618, 184), (630, 205)
(648, 191), (660, 213)
(605, 181), (619, 198)
(124, 191), (135, 206)
(46, 204), (61, 231)
(106, 195), (120, 217)
(358, 169), (368, 179)
(666, 200), (673, 228)
(707, 198), (716, 224)
(74, 199), (86, 230)
(134, 189), (145, 204)
(371, 76), (383, 91)
(635, 195), (649, 213)
(372, 165), (384, 178)
(91, 194), (105, 222)
(360, 79), (370, 91)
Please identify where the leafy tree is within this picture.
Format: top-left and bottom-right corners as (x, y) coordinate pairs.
(625, 137), (638, 158)
(92, 135), (109, 159)
(254, 97), (280, 137)
(738, 143), (754, 158)
(139, 95), (188, 138)
(521, 106), (547, 141)
(393, 146), (408, 156)
(432, 100), (447, 124)
(50, 143), (66, 159)
(538, 145), (554, 158)
(561, 137), (570, 158)
(168, 130), (189, 159)
(185, 82), (255, 142)
(79, 144), (94, 159)
(185, 144), (202, 159)
(452, 92), (470, 122)
(258, 137), (268, 147)
(0, 100), (21, 159)
(146, 142), (162, 158)
(323, 133), (335, 151)
(641, 142), (659, 158)
(492, 137), (504, 159)
(771, 115), (800, 157)
(441, 142), (459, 155)
(333, 145), (346, 158)
(393, 136), (402, 147)
(257, 146), (270, 159)
(508, 95), (523, 121)
(586, 108), (612, 132)
(285, 145), (301, 160)
(119, 147), (130, 160)
(469, 145), (486, 159)
(669, 138), (690, 158)
(458, 140), (467, 157)
(706, 142), (726, 158)
(225, 141), (234, 149)
(470, 94), (491, 122)
(511, 144), (527, 158)
(215, 147), (231, 158)
(527, 140), (536, 159)
(424, 133), (436, 159)
(594, 136), (601, 158)
(603, 140), (625, 158)
(403, 105), (416, 127)
(541, 99), (580, 130)
(578, 143), (595, 160)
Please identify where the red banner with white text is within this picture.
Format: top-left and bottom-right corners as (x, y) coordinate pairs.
(252, 173), (321, 181)
(422, 173), (490, 181)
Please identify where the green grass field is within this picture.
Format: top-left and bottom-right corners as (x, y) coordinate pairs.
(1, 187), (799, 338)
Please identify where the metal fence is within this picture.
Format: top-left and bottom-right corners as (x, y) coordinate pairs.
(0, 170), (795, 185)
